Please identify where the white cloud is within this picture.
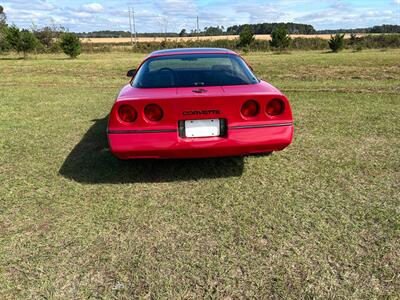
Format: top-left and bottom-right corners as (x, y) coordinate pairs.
(233, 3), (292, 23)
(159, 0), (197, 16)
(82, 3), (104, 13)
(1, 0), (399, 32)
(72, 11), (92, 18)
(2, 0), (55, 11)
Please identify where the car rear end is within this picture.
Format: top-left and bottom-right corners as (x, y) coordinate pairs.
(107, 83), (293, 159)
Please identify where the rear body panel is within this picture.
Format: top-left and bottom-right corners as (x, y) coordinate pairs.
(107, 49), (293, 159)
(109, 126), (293, 159)
(108, 81), (293, 159)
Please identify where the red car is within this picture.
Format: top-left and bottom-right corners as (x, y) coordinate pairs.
(107, 48), (293, 159)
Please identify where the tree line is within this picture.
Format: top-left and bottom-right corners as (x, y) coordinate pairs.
(227, 22), (316, 35)
(318, 24), (400, 34)
(0, 6), (81, 58)
(72, 24), (400, 39)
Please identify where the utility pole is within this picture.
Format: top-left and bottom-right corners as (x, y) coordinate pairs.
(196, 16), (199, 40)
(132, 8), (137, 45)
(128, 7), (134, 47)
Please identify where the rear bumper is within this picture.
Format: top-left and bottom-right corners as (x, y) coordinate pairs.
(108, 123), (294, 159)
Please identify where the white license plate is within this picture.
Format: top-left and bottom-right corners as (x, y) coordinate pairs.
(185, 119), (220, 138)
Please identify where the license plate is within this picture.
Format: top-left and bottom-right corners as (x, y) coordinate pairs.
(185, 119), (220, 138)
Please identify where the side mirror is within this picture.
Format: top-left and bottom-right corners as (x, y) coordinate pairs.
(127, 69), (136, 77)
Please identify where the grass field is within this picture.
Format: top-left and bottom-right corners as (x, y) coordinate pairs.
(0, 49), (399, 298)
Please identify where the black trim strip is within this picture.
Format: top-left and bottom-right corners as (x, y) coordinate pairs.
(108, 122), (293, 134)
(229, 122), (293, 130)
(108, 129), (177, 134)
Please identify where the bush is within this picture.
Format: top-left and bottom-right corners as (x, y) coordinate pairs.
(0, 24), (10, 52)
(355, 34), (400, 49)
(19, 30), (39, 57)
(270, 26), (291, 51)
(290, 37), (327, 50)
(79, 33), (400, 54)
(5, 25), (20, 50)
(60, 32), (81, 58)
(6, 26), (38, 57)
(34, 26), (62, 52)
(329, 33), (345, 52)
(238, 26), (254, 47)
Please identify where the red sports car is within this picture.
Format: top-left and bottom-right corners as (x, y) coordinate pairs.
(107, 48), (293, 159)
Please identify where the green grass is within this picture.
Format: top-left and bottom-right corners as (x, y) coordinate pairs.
(0, 49), (399, 299)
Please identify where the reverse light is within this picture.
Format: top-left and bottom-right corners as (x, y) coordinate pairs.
(144, 104), (163, 122)
(241, 100), (259, 118)
(266, 99), (285, 116)
(118, 105), (137, 123)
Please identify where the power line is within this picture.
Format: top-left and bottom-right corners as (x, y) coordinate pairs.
(132, 8), (137, 45)
(196, 16), (199, 39)
(128, 7), (133, 47)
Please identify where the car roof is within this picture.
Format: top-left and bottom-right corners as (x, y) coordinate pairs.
(148, 48), (237, 58)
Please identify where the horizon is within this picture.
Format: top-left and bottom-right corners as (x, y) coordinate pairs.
(74, 23), (398, 34)
(1, 0), (399, 33)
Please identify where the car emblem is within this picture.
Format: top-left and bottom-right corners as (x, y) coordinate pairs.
(192, 88), (208, 93)
(182, 110), (221, 116)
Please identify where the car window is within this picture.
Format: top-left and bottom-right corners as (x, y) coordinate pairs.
(132, 53), (259, 88)
(148, 57), (232, 71)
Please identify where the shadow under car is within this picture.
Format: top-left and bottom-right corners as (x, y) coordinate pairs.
(59, 116), (244, 184)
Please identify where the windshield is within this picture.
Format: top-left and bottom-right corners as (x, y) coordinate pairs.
(132, 53), (259, 88)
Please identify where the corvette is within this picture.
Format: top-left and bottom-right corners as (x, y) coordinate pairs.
(107, 48), (294, 159)
(182, 110), (221, 116)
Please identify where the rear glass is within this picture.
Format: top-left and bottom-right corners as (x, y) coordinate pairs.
(132, 54), (259, 88)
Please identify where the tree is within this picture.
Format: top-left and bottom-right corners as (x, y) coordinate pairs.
(18, 29), (38, 57)
(328, 33), (345, 52)
(60, 32), (81, 58)
(270, 26), (291, 51)
(0, 5), (9, 51)
(34, 26), (58, 48)
(204, 26), (223, 36)
(179, 28), (186, 37)
(5, 25), (20, 50)
(238, 25), (254, 47)
(0, 5), (6, 25)
(6, 26), (38, 57)
(227, 22), (316, 35)
(33, 25), (62, 52)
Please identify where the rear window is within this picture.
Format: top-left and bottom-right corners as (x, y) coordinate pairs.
(132, 53), (259, 88)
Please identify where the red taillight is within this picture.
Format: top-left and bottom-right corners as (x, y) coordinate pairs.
(144, 104), (163, 122)
(118, 105), (137, 123)
(241, 100), (259, 118)
(266, 99), (285, 116)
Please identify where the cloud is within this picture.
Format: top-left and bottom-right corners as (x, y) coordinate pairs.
(71, 11), (92, 18)
(2, 0), (55, 11)
(82, 3), (104, 13)
(159, 0), (197, 16)
(233, 3), (292, 23)
(295, 1), (398, 28)
(1, 0), (399, 32)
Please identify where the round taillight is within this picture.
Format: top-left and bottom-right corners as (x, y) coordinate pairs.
(266, 99), (285, 116)
(144, 104), (163, 122)
(241, 100), (259, 118)
(118, 105), (137, 123)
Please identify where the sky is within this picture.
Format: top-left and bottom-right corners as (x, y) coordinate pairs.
(1, 0), (399, 33)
